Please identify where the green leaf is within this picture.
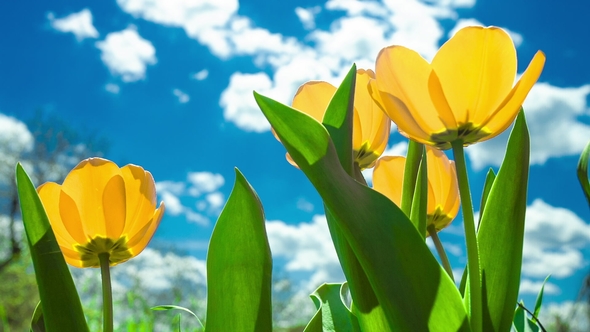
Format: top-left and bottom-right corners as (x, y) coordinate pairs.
(205, 168), (272, 332)
(303, 283), (360, 332)
(320, 64), (391, 331)
(254, 92), (469, 331)
(410, 148), (427, 238)
(30, 302), (45, 332)
(513, 302), (540, 332)
(577, 140), (590, 207)
(477, 111), (530, 332)
(478, 168), (496, 229)
(533, 275), (551, 323)
(16, 164), (89, 332)
(402, 140), (424, 216)
(151, 305), (204, 329)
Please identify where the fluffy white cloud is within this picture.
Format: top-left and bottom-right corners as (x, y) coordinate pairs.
(522, 199), (590, 278)
(466, 83), (590, 170)
(156, 172), (226, 226)
(95, 27), (157, 82)
(295, 6), (321, 30)
(187, 172), (224, 195)
(266, 215), (344, 292)
(173, 88), (190, 103)
(220, 72), (273, 132)
(48, 9), (99, 40)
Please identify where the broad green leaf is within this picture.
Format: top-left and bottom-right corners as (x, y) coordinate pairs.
(254, 92), (469, 331)
(205, 168), (272, 331)
(321, 64), (390, 331)
(16, 164), (89, 332)
(30, 302), (45, 332)
(513, 303), (540, 332)
(533, 275), (551, 323)
(477, 111), (530, 332)
(303, 283), (360, 332)
(410, 148), (427, 238)
(577, 140), (590, 207)
(402, 140), (424, 216)
(478, 169), (496, 229)
(151, 304), (204, 329)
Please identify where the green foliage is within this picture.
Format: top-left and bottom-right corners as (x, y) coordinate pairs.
(254, 65), (469, 330)
(0, 253), (39, 331)
(15, 163), (88, 332)
(477, 111), (530, 332)
(577, 140), (590, 207)
(205, 168), (273, 331)
(304, 283), (359, 332)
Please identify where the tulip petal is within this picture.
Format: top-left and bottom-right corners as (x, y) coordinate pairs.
(483, 51), (546, 139)
(61, 158), (122, 238)
(58, 189), (88, 244)
(372, 156), (405, 206)
(102, 174), (126, 239)
(120, 165), (157, 237)
(292, 81), (336, 122)
(369, 80), (433, 145)
(128, 203), (165, 256)
(37, 182), (81, 247)
(432, 26), (517, 126)
(375, 46), (454, 135)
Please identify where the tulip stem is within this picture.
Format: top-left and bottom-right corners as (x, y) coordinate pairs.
(451, 140), (481, 332)
(99, 253), (113, 332)
(427, 224), (454, 283)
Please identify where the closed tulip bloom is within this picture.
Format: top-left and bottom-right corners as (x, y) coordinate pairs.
(373, 147), (460, 232)
(370, 26), (545, 149)
(279, 69), (391, 169)
(37, 157), (165, 268)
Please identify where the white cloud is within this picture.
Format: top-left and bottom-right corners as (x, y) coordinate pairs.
(105, 83), (120, 94)
(0, 113), (34, 182)
(117, 0), (238, 58)
(466, 83), (590, 170)
(539, 302), (590, 332)
(519, 279), (560, 295)
(522, 199), (590, 278)
(266, 215), (344, 292)
(156, 172), (226, 226)
(187, 172), (225, 195)
(95, 26), (157, 82)
(48, 9), (99, 40)
(220, 72), (273, 132)
(295, 6), (321, 30)
(173, 88), (190, 103)
(192, 69), (209, 80)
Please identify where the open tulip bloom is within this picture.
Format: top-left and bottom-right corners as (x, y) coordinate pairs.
(36, 157), (164, 332)
(19, 23), (590, 332)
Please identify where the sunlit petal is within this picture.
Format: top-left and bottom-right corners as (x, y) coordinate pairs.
(102, 174), (126, 239)
(37, 182), (80, 247)
(129, 203), (165, 255)
(58, 190), (88, 244)
(433, 26), (517, 125)
(292, 81), (336, 122)
(121, 165), (157, 237)
(483, 51), (546, 139)
(61, 158), (121, 238)
(373, 156), (405, 206)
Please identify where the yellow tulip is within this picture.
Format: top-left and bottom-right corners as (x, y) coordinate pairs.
(373, 147), (460, 232)
(370, 26), (545, 149)
(37, 157), (165, 268)
(277, 69), (391, 169)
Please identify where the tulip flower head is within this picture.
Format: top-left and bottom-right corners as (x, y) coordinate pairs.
(276, 69), (391, 169)
(373, 147), (460, 232)
(37, 157), (165, 268)
(370, 26), (545, 149)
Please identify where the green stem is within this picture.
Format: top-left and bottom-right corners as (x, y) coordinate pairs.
(451, 140), (481, 332)
(99, 253), (113, 332)
(427, 224), (454, 283)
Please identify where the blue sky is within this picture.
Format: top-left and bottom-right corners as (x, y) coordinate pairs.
(1, 0), (590, 323)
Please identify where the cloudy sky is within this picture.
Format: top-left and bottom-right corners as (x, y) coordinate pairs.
(1, 0), (589, 322)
